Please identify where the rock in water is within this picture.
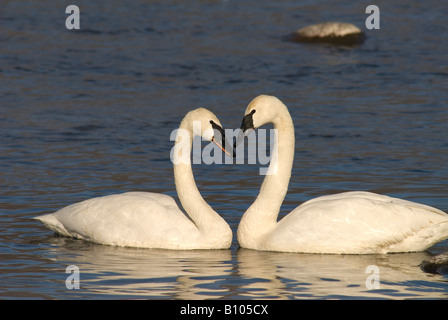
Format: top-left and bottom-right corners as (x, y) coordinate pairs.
(290, 22), (365, 46)
(420, 252), (448, 275)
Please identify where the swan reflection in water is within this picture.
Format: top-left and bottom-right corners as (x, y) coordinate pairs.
(46, 238), (447, 299)
(235, 248), (446, 299)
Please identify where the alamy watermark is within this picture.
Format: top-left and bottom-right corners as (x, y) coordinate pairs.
(169, 121), (278, 175)
(65, 4), (380, 31)
(65, 265), (80, 290)
(63, 263), (380, 291)
(365, 265), (380, 289)
(65, 5), (80, 30)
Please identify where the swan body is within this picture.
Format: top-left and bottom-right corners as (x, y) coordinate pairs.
(237, 95), (448, 254)
(34, 108), (232, 250)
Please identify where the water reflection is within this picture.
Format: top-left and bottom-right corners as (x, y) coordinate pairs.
(47, 240), (233, 299)
(40, 238), (447, 299)
(236, 249), (447, 299)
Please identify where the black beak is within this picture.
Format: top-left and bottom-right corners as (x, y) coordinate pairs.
(240, 109), (256, 132)
(210, 120), (232, 157)
(234, 109), (256, 154)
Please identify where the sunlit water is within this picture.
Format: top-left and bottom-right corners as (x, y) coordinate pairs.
(1, 0), (447, 299)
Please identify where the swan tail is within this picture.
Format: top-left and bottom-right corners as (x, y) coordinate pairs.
(422, 220), (448, 248)
(387, 220), (448, 253)
(33, 214), (71, 237)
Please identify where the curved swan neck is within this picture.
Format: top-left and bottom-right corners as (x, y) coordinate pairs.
(254, 103), (295, 218)
(238, 99), (295, 247)
(172, 116), (229, 235)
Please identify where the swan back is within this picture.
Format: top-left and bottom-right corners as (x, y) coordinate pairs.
(269, 191), (448, 254)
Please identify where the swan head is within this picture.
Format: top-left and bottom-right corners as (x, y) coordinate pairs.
(184, 108), (231, 157)
(241, 95), (285, 131)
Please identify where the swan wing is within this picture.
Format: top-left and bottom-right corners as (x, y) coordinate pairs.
(34, 192), (199, 248)
(268, 191), (448, 254)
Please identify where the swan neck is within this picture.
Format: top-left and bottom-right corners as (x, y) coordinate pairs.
(172, 119), (227, 234)
(257, 108), (295, 216)
(238, 103), (295, 247)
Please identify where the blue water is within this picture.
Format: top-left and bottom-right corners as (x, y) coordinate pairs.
(1, 0), (447, 299)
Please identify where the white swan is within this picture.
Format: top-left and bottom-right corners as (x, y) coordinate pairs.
(34, 108), (232, 250)
(237, 95), (448, 254)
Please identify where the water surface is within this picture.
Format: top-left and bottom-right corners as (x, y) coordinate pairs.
(1, 0), (447, 300)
